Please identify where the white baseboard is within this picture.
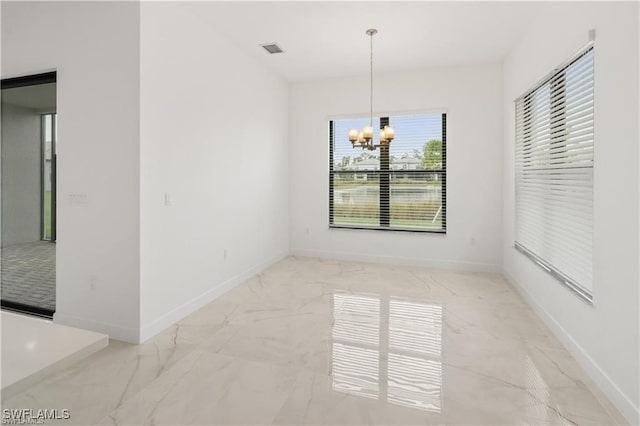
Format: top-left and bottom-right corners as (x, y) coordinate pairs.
(138, 250), (289, 343)
(290, 247), (501, 273)
(53, 312), (138, 344)
(503, 270), (639, 425)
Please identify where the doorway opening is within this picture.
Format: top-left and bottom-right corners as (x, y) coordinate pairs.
(1, 71), (57, 318)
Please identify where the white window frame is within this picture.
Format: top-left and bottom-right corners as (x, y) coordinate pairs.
(329, 113), (447, 233)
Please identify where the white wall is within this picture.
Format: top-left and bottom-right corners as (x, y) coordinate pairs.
(289, 65), (503, 271)
(1, 104), (41, 246)
(502, 2), (639, 423)
(2, 2), (141, 341)
(139, 3), (289, 341)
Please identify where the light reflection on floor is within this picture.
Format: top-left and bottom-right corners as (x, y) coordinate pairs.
(525, 355), (573, 425)
(1, 311), (107, 399)
(331, 291), (443, 413)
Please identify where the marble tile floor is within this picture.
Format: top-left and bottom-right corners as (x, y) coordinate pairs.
(2, 257), (628, 425)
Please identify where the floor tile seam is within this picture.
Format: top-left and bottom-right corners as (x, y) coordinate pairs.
(441, 360), (614, 425)
(96, 350), (210, 426)
(196, 339), (331, 378)
(58, 341), (203, 422)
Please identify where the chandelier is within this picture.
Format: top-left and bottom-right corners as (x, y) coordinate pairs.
(348, 28), (395, 151)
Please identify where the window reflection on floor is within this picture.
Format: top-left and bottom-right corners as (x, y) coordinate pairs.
(388, 300), (443, 411)
(331, 343), (379, 400)
(331, 291), (443, 413)
(332, 292), (380, 346)
(331, 292), (380, 400)
(525, 355), (571, 424)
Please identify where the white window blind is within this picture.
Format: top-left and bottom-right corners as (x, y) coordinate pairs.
(515, 46), (594, 302)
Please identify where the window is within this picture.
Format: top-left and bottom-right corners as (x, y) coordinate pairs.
(329, 113), (447, 232)
(41, 113), (57, 242)
(515, 46), (594, 302)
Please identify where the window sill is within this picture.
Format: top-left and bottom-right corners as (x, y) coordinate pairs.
(329, 224), (446, 234)
(514, 243), (593, 305)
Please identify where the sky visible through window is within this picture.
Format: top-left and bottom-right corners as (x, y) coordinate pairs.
(333, 114), (442, 164)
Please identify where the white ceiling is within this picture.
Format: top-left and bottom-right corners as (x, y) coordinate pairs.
(189, 1), (546, 82)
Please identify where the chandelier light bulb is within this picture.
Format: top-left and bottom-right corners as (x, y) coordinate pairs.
(363, 126), (373, 140)
(383, 125), (395, 141)
(379, 129), (387, 143)
(348, 129), (359, 142)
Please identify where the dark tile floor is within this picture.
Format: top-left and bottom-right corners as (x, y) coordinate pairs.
(1, 241), (55, 311)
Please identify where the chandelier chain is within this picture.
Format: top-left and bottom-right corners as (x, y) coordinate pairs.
(370, 30), (373, 129)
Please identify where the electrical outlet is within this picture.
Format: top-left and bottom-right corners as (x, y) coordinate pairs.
(164, 192), (171, 206)
(223, 249), (228, 260)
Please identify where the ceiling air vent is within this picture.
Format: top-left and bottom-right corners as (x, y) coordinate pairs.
(260, 43), (284, 54)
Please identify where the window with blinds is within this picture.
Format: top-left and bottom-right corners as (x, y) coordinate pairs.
(515, 46), (594, 302)
(329, 113), (446, 232)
